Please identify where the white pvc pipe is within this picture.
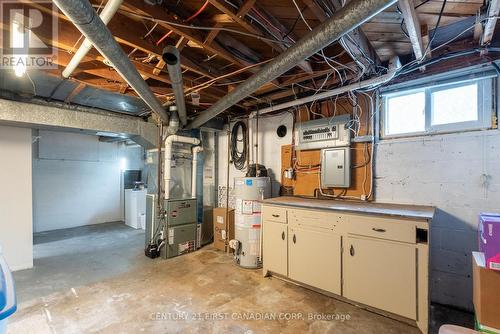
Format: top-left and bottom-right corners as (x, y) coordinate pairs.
(164, 135), (200, 199)
(62, 0), (123, 78)
(250, 70), (397, 117)
(191, 146), (203, 198)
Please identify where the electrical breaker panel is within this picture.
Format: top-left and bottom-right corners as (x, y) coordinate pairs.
(295, 114), (351, 151)
(321, 147), (351, 188)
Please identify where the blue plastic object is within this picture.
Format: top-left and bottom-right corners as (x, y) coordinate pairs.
(0, 252), (16, 329)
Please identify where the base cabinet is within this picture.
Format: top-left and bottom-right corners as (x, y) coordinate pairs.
(343, 235), (417, 320)
(288, 227), (341, 295)
(262, 220), (288, 276)
(262, 203), (430, 334)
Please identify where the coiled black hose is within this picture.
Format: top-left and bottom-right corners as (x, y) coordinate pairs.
(231, 121), (247, 170)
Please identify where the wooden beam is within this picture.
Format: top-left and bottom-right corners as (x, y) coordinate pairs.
(482, 0), (500, 45)
(121, 0), (251, 69)
(247, 68), (353, 106)
(26, 16), (228, 103)
(25, 1), (217, 80)
(207, 0), (312, 72)
(303, 0), (380, 70)
(214, 33), (262, 65)
(204, 23), (223, 46)
(473, 10), (483, 41)
(204, 0), (256, 45)
(254, 51), (354, 96)
(398, 0), (425, 60)
(64, 82), (87, 103)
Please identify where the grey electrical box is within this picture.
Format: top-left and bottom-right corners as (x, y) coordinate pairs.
(321, 147), (351, 188)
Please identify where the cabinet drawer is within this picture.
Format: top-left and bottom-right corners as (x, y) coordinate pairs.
(349, 216), (415, 243)
(289, 208), (345, 231)
(262, 206), (287, 223)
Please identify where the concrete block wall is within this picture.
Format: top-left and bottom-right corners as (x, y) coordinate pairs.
(375, 129), (500, 310)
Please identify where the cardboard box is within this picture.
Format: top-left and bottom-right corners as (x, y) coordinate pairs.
(479, 213), (500, 271)
(472, 252), (500, 333)
(213, 208), (234, 252)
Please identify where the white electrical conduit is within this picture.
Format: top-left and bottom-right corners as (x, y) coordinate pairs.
(164, 135), (201, 200)
(62, 0), (123, 78)
(250, 70), (397, 117)
(191, 146), (203, 198)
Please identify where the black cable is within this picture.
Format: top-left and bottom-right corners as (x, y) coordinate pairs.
(230, 121), (248, 171)
(48, 78), (67, 101)
(395, 47), (500, 77)
(283, 5), (308, 40)
(399, 0), (434, 42)
(415, 0), (432, 9)
(401, 19), (410, 38)
(423, 0), (447, 56)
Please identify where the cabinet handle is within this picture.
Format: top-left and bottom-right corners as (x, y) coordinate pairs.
(372, 228), (386, 233)
(272, 214), (280, 218)
(293, 234), (296, 244)
(281, 231), (285, 240)
(349, 245), (355, 256)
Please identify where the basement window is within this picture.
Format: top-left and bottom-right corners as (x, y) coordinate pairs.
(382, 76), (494, 137)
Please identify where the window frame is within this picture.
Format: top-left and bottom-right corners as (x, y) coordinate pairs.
(381, 76), (494, 139)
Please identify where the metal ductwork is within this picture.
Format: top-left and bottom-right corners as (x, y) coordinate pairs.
(62, 0), (123, 78)
(162, 46), (187, 127)
(53, 0), (169, 124)
(187, 0), (397, 129)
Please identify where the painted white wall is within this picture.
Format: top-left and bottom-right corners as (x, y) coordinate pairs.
(33, 131), (144, 232)
(375, 129), (500, 310)
(217, 113), (293, 201)
(0, 125), (33, 271)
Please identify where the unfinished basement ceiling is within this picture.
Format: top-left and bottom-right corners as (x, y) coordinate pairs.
(0, 70), (150, 115)
(1, 0), (496, 120)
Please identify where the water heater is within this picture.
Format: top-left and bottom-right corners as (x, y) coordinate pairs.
(233, 177), (271, 268)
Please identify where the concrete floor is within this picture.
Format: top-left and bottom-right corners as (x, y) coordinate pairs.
(8, 222), (473, 334)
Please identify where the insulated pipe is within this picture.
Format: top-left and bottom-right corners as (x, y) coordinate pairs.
(187, 0), (397, 129)
(191, 146), (203, 198)
(249, 70), (397, 117)
(162, 46), (187, 126)
(53, 0), (169, 124)
(62, 0), (123, 78)
(164, 135), (201, 199)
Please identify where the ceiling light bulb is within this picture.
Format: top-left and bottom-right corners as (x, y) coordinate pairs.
(12, 16), (27, 77)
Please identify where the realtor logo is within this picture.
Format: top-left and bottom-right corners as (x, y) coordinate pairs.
(0, 0), (58, 76)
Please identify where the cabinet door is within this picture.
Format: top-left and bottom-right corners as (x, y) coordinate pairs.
(288, 227), (341, 295)
(262, 220), (288, 276)
(343, 235), (417, 320)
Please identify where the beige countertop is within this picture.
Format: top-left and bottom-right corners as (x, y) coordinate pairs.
(261, 196), (435, 220)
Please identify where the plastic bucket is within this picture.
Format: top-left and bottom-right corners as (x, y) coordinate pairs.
(0, 251), (16, 334)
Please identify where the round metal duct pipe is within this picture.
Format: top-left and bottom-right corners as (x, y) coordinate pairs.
(53, 0), (169, 124)
(163, 46), (187, 127)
